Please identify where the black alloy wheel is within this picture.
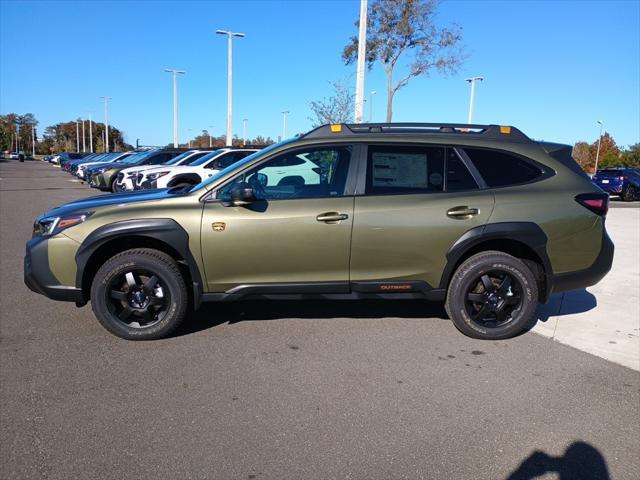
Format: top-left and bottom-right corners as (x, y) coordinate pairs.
(464, 270), (522, 329)
(107, 270), (169, 329)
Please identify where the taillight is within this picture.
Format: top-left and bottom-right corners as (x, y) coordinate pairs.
(575, 193), (609, 216)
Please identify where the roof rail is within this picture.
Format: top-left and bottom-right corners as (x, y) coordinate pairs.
(302, 123), (532, 143)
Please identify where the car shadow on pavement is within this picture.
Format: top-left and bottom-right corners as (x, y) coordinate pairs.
(506, 441), (610, 480)
(176, 299), (448, 337)
(534, 289), (597, 323)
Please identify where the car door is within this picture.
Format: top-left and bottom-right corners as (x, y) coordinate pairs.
(200, 145), (357, 293)
(350, 144), (495, 289)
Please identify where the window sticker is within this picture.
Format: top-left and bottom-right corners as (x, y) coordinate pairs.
(372, 152), (428, 187)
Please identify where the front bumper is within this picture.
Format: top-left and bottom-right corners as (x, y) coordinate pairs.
(24, 236), (84, 303)
(546, 227), (614, 298)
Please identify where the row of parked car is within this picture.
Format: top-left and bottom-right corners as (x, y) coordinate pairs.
(50, 147), (260, 192)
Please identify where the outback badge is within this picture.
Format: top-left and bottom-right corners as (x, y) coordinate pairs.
(211, 222), (226, 232)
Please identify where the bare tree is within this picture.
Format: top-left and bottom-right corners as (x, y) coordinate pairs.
(343, 0), (465, 122)
(308, 81), (355, 127)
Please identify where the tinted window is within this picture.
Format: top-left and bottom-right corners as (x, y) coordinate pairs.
(464, 148), (543, 187)
(366, 145), (445, 195)
(446, 149), (478, 191)
(217, 146), (351, 201)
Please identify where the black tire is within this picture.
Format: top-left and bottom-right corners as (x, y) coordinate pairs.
(621, 185), (638, 202)
(445, 250), (538, 340)
(90, 248), (188, 340)
(110, 179), (120, 193)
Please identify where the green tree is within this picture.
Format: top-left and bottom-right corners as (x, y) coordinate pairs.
(308, 81), (354, 127)
(342, 0), (465, 122)
(620, 144), (640, 168)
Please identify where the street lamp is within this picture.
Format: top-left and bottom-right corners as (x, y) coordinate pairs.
(216, 29), (245, 147)
(76, 120), (80, 152)
(281, 111), (289, 140)
(31, 124), (36, 157)
(208, 125), (215, 148)
(86, 111), (94, 153)
(100, 96), (111, 152)
(369, 90), (376, 122)
(465, 76), (484, 124)
(354, 0), (368, 123)
(594, 120), (604, 174)
(242, 118), (248, 146)
(82, 119), (86, 152)
(164, 68), (186, 148)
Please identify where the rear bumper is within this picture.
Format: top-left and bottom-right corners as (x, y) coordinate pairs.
(546, 227), (614, 298)
(24, 236), (84, 303)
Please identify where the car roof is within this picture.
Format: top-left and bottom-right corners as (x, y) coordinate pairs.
(301, 123), (533, 144)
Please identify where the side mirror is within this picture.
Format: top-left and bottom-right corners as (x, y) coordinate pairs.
(227, 182), (255, 206)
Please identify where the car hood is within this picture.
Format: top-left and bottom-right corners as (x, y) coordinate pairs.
(39, 188), (185, 219)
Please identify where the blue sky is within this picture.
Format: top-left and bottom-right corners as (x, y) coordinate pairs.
(1, 0), (638, 148)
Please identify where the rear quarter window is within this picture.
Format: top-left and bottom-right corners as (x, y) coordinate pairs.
(464, 148), (544, 187)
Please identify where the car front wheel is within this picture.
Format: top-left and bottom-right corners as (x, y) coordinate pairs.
(90, 248), (188, 340)
(445, 251), (538, 340)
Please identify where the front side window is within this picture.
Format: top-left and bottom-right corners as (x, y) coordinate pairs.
(464, 148), (544, 187)
(216, 146), (352, 201)
(366, 145), (445, 195)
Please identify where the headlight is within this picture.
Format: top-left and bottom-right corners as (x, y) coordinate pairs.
(147, 171), (170, 181)
(33, 212), (93, 237)
(127, 171), (139, 178)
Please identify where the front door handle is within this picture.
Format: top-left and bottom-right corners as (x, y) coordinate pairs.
(447, 206), (479, 219)
(316, 212), (349, 223)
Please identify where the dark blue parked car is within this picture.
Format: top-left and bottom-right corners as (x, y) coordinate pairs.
(592, 168), (640, 201)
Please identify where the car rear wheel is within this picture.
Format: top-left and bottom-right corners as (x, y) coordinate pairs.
(445, 251), (538, 340)
(90, 248), (188, 340)
(621, 185), (638, 202)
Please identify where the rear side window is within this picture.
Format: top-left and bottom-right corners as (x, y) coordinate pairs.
(366, 145), (445, 194)
(464, 148), (543, 187)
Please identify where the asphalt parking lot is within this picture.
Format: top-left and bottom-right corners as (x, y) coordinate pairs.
(1, 160), (639, 480)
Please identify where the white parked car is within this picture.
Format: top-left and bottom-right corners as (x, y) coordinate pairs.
(137, 148), (258, 190)
(113, 150), (214, 191)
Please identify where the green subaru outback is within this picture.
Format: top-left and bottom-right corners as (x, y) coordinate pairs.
(24, 123), (613, 340)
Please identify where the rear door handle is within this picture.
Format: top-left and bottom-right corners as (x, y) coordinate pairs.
(447, 206), (479, 219)
(316, 212), (349, 223)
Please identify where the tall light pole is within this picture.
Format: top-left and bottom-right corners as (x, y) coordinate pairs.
(594, 120), (604, 174)
(281, 111), (289, 140)
(76, 120), (80, 152)
(369, 90), (376, 122)
(31, 124), (36, 157)
(208, 125), (215, 147)
(164, 68), (185, 148)
(216, 29), (245, 147)
(100, 96), (111, 152)
(87, 111), (94, 153)
(354, 0), (368, 123)
(242, 118), (248, 146)
(465, 76), (483, 124)
(82, 119), (86, 152)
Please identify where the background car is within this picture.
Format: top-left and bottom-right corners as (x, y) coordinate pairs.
(137, 148), (258, 189)
(592, 168), (640, 201)
(114, 149), (215, 191)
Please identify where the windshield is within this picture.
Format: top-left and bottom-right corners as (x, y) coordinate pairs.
(117, 150), (156, 165)
(190, 140), (294, 192)
(190, 149), (226, 166)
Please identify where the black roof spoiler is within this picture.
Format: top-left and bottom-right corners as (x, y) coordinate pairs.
(302, 123), (533, 143)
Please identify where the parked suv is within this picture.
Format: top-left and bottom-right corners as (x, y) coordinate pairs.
(25, 123), (613, 341)
(136, 148), (258, 190)
(592, 168), (640, 201)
